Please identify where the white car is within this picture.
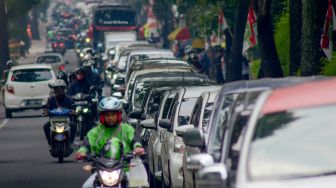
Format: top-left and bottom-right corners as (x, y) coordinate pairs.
(3, 64), (56, 118)
(35, 53), (68, 74)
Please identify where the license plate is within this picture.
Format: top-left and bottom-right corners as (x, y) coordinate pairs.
(55, 134), (65, 141)
(75, 101), (88, 105)
(26, 99), (42, 106)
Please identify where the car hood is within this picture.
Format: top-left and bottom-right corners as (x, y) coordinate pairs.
(241, 175), (336, 188)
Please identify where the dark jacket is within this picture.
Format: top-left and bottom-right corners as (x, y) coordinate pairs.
(44, 95), (74, 110)
(67, 79), (91, 96)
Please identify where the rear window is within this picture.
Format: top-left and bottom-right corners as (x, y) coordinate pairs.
(178, 97), (198, 126)
(11, 69), (53, 82)
(36, 56), (61, 64)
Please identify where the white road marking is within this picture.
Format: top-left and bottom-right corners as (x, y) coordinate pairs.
(0, 119), (8, 131)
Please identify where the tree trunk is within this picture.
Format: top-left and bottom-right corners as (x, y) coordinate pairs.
(0, 0), (10, 73)
(289, 0), (302, 75)
(300, 0), (327, 76)
(227, 0), (251, 82)
(31, 6), (40, 40)
(255, 0), (283, 78)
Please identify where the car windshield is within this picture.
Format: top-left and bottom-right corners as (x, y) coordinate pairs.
(133, 82), (149, 109)
(117, 56), (127, 71)
(178, 97), (198, 126)
(248, 104), (336, 181)
(37, 55), (61, 64)
(11, 69), (53, 82)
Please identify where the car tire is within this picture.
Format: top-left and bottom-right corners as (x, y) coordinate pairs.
(5, 108), (12, 118)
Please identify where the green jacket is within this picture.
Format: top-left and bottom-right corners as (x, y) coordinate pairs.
(78, 123), (142, 159)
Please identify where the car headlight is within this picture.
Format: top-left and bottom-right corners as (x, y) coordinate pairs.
(55, 125), (65, 133)
(99, 169), (120, 186)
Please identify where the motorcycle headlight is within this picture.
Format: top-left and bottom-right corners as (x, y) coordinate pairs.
(55, 125), (65, 133)
(113, 74), (118, 79)
(99, 169), (120, 186)
(76, 106), (82, 113)
(80, 52), (84, 58)
(83, 108), (89, 113)
(76, 49), (80, 53)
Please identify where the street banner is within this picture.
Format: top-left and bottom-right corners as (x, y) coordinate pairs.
(242, 5), (257, 54)
(321, 0), (336, 60)
(218, 10), (229, 31)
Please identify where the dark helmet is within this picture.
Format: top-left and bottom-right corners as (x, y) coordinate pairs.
(75, 67), (85, 75)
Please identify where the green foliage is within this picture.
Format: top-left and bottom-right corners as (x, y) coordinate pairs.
(274, 11), (290, 76)
(251, 58), (261, 79)
(321, 53), (336, 76)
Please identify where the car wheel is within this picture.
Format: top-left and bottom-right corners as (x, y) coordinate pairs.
(5, 108), (12, 118)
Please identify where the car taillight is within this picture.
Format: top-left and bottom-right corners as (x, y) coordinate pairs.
(60, 43), (64, 47)
(7, 85), (14, 94)
(53, 43), (57, 48)
(173, 136), (185, 154)
(59, 65), (65, 71)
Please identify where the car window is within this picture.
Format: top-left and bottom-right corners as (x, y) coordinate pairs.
(207, 93), (237, 160)
(202, 102), (214, 129)
(249, 104), (336, 181)
(178, 97), (198, 127)
(11, 69), (53, 82)
(190, 99), (202, 127)
(117, 56), (127, 71)
(133, 82), (149, 109)
(37, 56), (61, 64)
(162, 98), (173, 119)
(146, 90), (164, 117)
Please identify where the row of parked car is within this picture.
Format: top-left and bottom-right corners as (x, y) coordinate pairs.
(105, 40), (336, 188)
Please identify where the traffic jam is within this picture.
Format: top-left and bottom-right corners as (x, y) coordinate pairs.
(0, 0), (335, 188)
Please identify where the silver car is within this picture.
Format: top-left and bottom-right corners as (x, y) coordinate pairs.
(141, 89), (178, 187)
(159, 86), (221, 188)
(35, 53), (68, 73)
(182, 89), (220, 188)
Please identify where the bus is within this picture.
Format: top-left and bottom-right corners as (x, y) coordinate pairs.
(90, 4), (137, 49)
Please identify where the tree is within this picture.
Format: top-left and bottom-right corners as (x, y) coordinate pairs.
(254, 0), (283, 78)
(289, 0), (301, 75)
(0, 0), (10, 72)
(300, 0), (327, 76)
(227, 0), (251, 82)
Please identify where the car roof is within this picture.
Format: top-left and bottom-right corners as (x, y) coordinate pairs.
(136, 72), (209, 83)
(261, 78), (336, 114)
(181, 85), (222, 98)
(11, 64), (53, 71)
(36, 53), (62, 57)
(131, 59), (191, 70)
(128, 49), (174, 55)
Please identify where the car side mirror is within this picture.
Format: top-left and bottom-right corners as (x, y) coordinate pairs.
(197, 163), (228, 188)
(159, 119), (171, 130)
(175, 124), (194, 137)
(128, 110), (144, 120)
(186, 153), (214, 172)
(140, 119), (155, 129)
(182, 128), (205, 148)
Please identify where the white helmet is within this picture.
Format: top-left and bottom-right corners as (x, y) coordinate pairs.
(98, 97), (122, 113)
(52, 79), (67, 88)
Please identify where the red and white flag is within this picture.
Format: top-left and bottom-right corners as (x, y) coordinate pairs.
(243, 5), (257, 54)
(321, 0), (336, 60)
(218, 10), (229, 31)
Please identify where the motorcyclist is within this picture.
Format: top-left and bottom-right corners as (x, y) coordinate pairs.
(75, 97), (145, 188)
(2, 60), (15, 82)
(82, 60), (103, 98)
(67, 67), (91, 96)
(43, 79), (77, 152)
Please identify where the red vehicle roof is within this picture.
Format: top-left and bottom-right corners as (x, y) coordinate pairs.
(261, 78), (336, 114)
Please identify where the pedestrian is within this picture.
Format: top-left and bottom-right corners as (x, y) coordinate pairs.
(216, 48), (225, 84)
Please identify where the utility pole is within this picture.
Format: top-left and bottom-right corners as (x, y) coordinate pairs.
(0, 0), (10, 74)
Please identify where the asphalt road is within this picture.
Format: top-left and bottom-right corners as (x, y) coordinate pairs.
(0, 50), (91, 188)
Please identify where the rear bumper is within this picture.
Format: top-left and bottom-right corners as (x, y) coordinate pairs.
(4, 93), (48, 110)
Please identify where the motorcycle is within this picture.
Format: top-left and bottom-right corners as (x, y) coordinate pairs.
(73, 93), (94, 140)
(45, 108), (73, 163)
(82, 138), (147, 188)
